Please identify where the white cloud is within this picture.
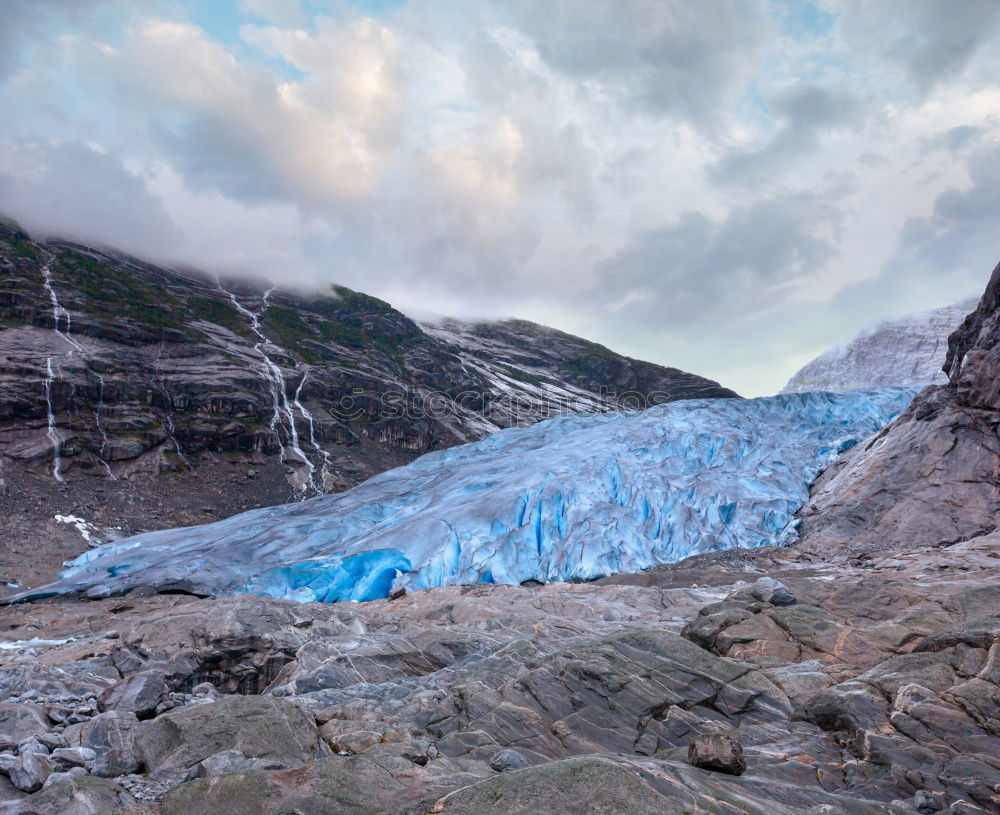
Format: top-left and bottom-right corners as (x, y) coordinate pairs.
(92, 15), (406, 211)
(0, 0), (998, 396)
(0, 140), (180, 256)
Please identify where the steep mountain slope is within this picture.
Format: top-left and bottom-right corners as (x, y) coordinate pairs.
(0, 221), (736, 589)
(17, 387), (916, 604)
(782, 298), (978, 393)
(797, 259), (1000, 555)
(421, 317), (733, 416)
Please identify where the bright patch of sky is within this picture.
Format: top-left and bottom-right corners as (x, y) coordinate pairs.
(772, 0), (836, 38)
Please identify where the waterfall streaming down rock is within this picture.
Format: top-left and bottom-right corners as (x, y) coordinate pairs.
(217, 281), (315, 493)
(15, 387), (919, 604)
(93, 373), (116, 480)
(43, 356), (64, 482)
(294, 373), (333, 492)
(40, 256), (85, 481)
(38, 254), (120, 480)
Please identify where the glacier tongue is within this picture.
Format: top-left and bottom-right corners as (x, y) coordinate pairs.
(22, 388), (919, 604)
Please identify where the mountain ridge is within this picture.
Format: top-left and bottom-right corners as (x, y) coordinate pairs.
(782, 298), (979, 393)
(0, 259), (997, 813)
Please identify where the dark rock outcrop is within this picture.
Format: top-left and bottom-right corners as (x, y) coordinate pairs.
(687, 734), (746, 776)
(797, 259), (1000, 557)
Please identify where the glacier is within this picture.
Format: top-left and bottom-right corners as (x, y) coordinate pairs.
(16, 388), (918, 604)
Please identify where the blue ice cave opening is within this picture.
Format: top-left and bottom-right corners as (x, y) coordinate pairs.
(245, 550), (413, 603)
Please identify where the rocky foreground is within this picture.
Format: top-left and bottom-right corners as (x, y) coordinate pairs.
(0, 534), (996, 814)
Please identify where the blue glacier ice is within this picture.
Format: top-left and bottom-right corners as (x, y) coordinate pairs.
(17, 388), (918, 604)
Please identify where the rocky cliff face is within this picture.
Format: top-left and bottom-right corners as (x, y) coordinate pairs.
(796, 260), (1000, 556)
(0, 222), (736, 588)
(782, 298), (978, 393)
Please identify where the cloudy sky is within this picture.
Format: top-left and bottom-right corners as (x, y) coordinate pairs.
(1, 0), (998, 395)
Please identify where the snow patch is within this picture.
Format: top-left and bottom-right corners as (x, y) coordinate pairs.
(0, 637), (72, 650)
(54, 514), (99, 543)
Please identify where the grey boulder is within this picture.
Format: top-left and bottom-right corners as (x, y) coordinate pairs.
(35, 734), (67, 752)
(97, 671), (166, 720)
(0, 775), (135, 815)
(749, 577), (797, 606)
(49, 747), (96, 772)
(8, 752), (51, 793)
(65, 711), (142, 777)
(0, 706), (50, 746)
(488, 748), (530, 773)
(137, 695), (330, 777)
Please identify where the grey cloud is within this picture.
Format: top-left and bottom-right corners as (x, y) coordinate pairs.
(596, 191), (843, 327)
(829, 145), (1000, 320)
(504, 0), (767, 123)
(148, 111), (290, 207)
(543, 191), (852, 396)
(776, 84), (857, 127)
(923, 125), (985, 155)
(710, 84), (863, 187)
(833, 0), (1000, 91)
(898, 144), (1000, 269)
(0, 2), (39, 82)
(0, 0), (127, 83)
(237, 0), (306, 27)
(0, 140), (180, 257)
(459, 31), (548, 106)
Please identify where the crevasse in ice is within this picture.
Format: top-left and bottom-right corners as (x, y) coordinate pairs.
(20, 388), (918, 604)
